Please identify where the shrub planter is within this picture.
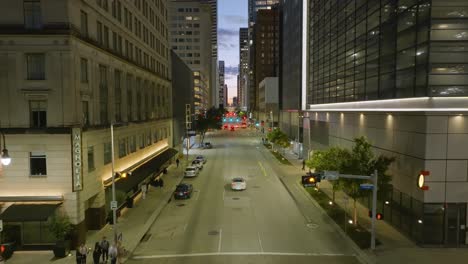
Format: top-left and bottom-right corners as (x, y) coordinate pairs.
(53, 240), (71, 258)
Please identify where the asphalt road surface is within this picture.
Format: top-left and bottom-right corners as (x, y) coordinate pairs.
(128, 128), (361, 264)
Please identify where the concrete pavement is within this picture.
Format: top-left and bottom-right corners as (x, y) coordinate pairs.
(7, 157), (190, 264)
(277, 145), (468, 264)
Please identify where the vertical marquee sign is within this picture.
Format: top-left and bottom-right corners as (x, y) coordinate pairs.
(72, 128), (83, 191)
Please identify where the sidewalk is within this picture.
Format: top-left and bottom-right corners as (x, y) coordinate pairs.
(277, 147), (468, 264)
(8, 158), (190, 264)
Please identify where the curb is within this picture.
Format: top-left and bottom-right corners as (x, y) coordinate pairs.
(121, 172), (185, 262)
(263, 147), (375, 264)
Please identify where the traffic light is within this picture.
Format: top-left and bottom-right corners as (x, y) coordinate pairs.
(302, 173), (322, 187)
(368, 210), (384, 220)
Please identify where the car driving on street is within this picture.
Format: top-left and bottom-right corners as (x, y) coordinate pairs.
(191, 159), (203, 170)
(184, 166), (199, 177)
(195, 155), (207, 163)
(173, 183), (193, 199)
(231, 177), (247, 191)
(204, 142), (213, 149)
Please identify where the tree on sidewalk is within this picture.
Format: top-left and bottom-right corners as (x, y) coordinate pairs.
(266, 128), (289, 152)
(195, 106), (224, 144)
(306, 136), (395, 226)
(306, 147), (350, 202)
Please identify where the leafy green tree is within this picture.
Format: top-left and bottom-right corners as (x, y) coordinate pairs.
(306, 136), (394, 225)
(195, 107), (223, 144)
(266, 128), (290, 153)
(306, 147), (351, 202)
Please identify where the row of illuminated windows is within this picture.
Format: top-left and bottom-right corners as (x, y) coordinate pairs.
(171, 38), (201, 43)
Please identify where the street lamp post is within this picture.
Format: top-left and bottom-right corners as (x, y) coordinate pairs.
(1, 132), (11, 166)
(110, 124), (117, 243)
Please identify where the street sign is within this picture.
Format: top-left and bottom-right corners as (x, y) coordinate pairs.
(323, 170), (339, 181)
(110, 201), (118, 210)
(360, 183), (374, 190)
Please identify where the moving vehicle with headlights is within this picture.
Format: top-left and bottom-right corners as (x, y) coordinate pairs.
(184, 166), (199, 177)
(231, 177), (247, 191)
(191, 159), (203, 170)
(195, 155), (206, 164)
(174, 183), (193, 199)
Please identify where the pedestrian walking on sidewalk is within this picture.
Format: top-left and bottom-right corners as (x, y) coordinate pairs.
(78, 243), (89, 264)
(108, 243), (118, 264)
(176, 158), (180, 167)
(92, 242), (101, 264)
(302, 159), (306, 170)
(100, 236), (110, 263)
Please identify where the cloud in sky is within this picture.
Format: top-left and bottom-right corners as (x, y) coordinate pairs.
(223, 15), (248, 25)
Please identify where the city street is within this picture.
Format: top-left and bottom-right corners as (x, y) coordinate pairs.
(128, 128), (361, 264)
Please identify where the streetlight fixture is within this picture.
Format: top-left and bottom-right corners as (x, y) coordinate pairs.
(1, 132), (11, 166)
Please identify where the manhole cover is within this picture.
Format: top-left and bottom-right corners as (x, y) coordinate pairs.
(208, 230), (219, 236)
(232, 197), (240, 200)
(306, 223), (319, 229)
(253, 186), (260, 189)
(177, 204), (185, 207)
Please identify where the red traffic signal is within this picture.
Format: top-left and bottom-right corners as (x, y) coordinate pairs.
(368, 211), (383, 220)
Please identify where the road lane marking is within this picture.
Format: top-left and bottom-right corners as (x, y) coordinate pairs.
(183, 223), (188, 232)
(132, 252), (351, 259)
(257, 232), (264, 252)
(222, 189), (225, 201)
(257, 161), (267, 177)
(217, 229), (223, 252)
(195, 190), (201, 201)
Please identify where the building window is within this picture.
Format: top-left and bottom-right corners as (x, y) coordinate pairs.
(139, 134), (145, 149)
(103, 26), (109, 48)
(88, 146), (95, 172)
(80, 58), (88, 83)
(24, 0), (42, 29)
(118, 138), (127, 158)
(30, 152), (46, 176)
(114, 70), (122, 122)
(80, 10), (88, 37)
(82, 100), (90, 126)
(26, 53), (45, 80)
(129, 135), (136, 153)
(30, 100), (47, 128)
(104, 142), (112, 165)
(97, 21), (103, 44)
(99, 65), (108, 125)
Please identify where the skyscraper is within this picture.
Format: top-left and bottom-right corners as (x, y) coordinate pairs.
(218, 60), (225, 108)
(304, 0), (468, 246)
(169, 0), (216, 114)
(239, 28), (249, 110)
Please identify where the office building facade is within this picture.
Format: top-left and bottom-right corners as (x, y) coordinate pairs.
(305, 0), (468, 246)
(239, 27), (249, 109)
(219, 60), (225, 108)
(169, 0), (215, 113)
(0, 0), (175, 248)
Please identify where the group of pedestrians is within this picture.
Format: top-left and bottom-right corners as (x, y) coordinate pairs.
(76, 236), (119, 264)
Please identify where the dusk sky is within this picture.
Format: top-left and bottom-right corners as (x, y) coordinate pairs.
(218, 0), (248, 103)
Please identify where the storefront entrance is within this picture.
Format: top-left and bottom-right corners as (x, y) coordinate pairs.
(446, 203), (466, 247)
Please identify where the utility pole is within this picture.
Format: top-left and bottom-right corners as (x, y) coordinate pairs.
(322, 170), (379, 250)
(185, 104), (191, 162)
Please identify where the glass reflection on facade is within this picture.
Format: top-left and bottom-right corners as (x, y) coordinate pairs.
(308, 0), (468, 104)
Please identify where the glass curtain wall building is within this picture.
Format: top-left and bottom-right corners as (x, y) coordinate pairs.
(307, 0), (468, 246)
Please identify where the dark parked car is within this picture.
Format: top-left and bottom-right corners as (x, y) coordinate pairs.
(204, 142), (213, 149)
(174, 183), (193, 199)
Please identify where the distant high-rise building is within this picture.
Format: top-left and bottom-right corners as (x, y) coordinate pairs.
(218, 60), (225, 108)
(232, 96), (238, 107)
(248, 0), (280, 25)
(252, 7), (280, 115)
(169, 0), (217, 113)
(224, 84), (228, 107)
(239, 28), (249, 109)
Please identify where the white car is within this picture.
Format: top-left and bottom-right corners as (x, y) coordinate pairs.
(191, 159), (204, 170)
(231, 177), (247, 191)
(195, 155), (207, 164)
(184, 166), (199, 177)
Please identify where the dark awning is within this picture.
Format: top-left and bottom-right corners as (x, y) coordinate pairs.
(114, 148), (178, 193)
(0, 204), (60, 222)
